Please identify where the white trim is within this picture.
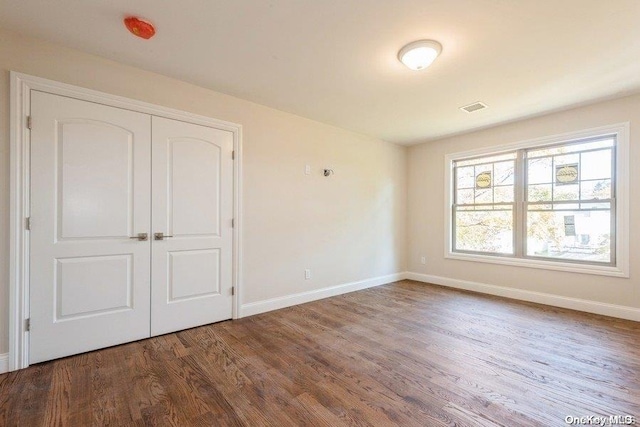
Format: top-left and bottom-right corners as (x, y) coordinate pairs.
(10, 72), (241, 133)
(239, 272), (407, 318)
(0, 354), (8, 374)
(9, 72), (243, 371)
(406, 272), (640, 322)
(444, 122), (630, 278)
(9, 73), (30, 372)
(232, 127), (243, 320)
(444, 252), (628, 277)
(444, 123), (629, 160)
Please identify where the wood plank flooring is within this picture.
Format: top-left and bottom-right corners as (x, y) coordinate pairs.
(1, 280), (639, 426)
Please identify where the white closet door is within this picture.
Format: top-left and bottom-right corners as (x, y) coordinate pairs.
(151, 117), (233, 336)
(29, 92), (152, 364)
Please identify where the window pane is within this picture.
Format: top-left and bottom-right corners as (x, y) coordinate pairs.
(475, 163), (491, 176)
(554, 153), (579, 167)
(455, 208), (513, 254)
(528, 157), (552, 184)
(581, 150), (611, 180)
(494, 161), (514, 185)
(494, 186), (514, 203)
(456, 166), (474, 189)
(454, 156), (516, 208)
(580, 179), (611, 200)
(528, 184), (552, 202)
(456, 188), (474, 205)
(527, 142), (614, 205)
(475, 187), (493, 204)
(553, 183), (579, 201)
(526, 208), (611, 263)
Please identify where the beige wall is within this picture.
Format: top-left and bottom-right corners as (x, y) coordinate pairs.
(408, 94), (640, 309)
(3, 26), (637, 359)
(0, 29), (407, 354)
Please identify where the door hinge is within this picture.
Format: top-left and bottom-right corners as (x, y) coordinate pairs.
(26, 116), (32, 130)
(232, 150), (235, 160)
(232, 287), (235, 296)
(25, 217), (31, 231)
(25, 318), (30, 332)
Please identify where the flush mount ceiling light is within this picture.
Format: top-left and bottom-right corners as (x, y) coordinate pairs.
(398, 40), (442, 71)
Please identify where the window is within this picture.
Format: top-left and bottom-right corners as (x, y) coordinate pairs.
(446, 124), (629, 277)
(453, 152), (517, 255)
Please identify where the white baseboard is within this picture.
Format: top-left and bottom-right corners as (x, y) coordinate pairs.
(239, 272), (407, 317)
(406, 272), (640, 322)
(0, 353), (8, 374)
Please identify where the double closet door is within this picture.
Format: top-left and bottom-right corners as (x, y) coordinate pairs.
(28, 91), (234, 364)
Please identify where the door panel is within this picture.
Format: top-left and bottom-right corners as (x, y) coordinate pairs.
(29, 91), (151, 364)
(55, 254), (133, 319)
(57, 121), (134, 239)
(151, 116), (233, 336)
(168, 249), (220, 301)
(169, 138), (221, 236)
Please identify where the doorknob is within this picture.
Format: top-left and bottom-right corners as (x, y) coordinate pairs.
(154, 232), (174, 240)
(130, 233), (148, 241)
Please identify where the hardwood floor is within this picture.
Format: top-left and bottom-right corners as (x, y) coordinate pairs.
(1, 280), (639, 426)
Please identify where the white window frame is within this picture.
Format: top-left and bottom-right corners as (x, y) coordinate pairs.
(444, 123), (629, 278)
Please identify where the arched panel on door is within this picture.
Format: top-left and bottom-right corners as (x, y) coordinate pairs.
(166, 137), (222, 238)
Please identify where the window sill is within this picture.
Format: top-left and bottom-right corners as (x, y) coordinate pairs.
(445, 251), (628, 278)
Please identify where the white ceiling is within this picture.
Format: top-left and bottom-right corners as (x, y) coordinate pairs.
(2, 0), (640, 145)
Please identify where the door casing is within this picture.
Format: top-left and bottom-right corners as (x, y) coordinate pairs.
(9, 71), (243, 371)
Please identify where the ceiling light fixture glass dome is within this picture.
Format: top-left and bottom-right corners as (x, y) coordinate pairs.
(398, 40), (442, 71)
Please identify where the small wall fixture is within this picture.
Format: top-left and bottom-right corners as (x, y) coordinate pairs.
(124, 16), (156, 39)
(398, 40), (442, 71)
(323, 169), (334, 177)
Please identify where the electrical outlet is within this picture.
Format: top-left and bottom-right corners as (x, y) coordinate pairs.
(421, 256), (426, 265)
(305, 165), (311, 175)
(305, 269), (311, 280)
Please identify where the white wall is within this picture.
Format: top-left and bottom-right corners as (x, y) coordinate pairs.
(0, 29), (407, 355)
(408, 94), (640, 310)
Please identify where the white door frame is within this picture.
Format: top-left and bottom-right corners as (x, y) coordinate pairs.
(9, 71), (244, 371)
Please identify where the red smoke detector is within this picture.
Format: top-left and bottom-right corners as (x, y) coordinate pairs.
(124, 17), (156, 39)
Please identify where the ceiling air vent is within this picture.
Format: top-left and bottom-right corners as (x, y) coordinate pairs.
(460, 102), (488, 113)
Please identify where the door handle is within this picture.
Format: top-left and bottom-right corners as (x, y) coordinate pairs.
(154, 232), (174, 241)
(130, 233), (148, 241)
